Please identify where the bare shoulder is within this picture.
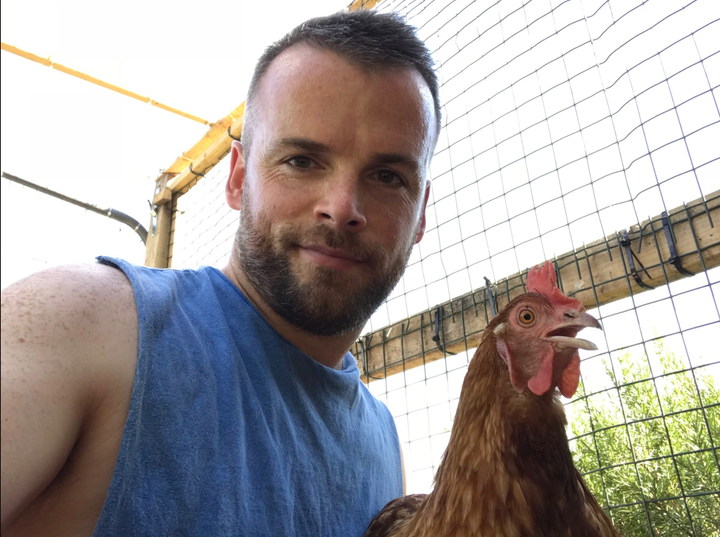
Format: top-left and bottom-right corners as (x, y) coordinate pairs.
(1, 261), (138, 388)
(1, 262), (138, 392)
(1, 263), (138, 530)
(2, 262), (135, 320)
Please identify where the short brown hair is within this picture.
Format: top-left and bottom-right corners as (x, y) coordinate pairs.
(241, 10), (441, 154)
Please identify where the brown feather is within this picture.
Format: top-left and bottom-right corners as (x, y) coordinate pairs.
(365, 494), (427, 537)
(364, 290), (623, 537)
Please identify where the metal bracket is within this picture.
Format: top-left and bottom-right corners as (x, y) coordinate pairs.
(484, 276), (497, 317)
(619, 231), (654, 290)
(148, 200), (158, 236)
(661, 211), (694, 277)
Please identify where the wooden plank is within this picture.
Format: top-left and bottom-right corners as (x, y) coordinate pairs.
(145, 174), (176, 268)
(153, 187), (173, 206)
(354, 190), (720, 381)
(166, 109), (243, 194)
(348, 0), (383, 10)
(1, 42), (211, 126)
(144, 201), (173, 268)
(168, 196), (178, 267)
(163, 103), (246, 176)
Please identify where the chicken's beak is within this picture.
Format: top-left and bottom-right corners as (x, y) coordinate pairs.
(543, 311), (602, 351)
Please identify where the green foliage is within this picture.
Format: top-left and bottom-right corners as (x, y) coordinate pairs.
(568, 339), (720, 536)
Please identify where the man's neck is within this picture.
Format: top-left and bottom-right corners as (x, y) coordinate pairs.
(220, 260), (360, 370)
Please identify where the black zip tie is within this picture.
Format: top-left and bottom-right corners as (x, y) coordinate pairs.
(484, 276), (496, 317)
(431, 305), (455, 355)
(661, 211), (694, 277)
(227, 126), (241, 141)
(619, 231), (654, 290)
(188, 162), (206, 177)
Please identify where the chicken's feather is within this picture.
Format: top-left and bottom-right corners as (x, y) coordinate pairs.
(365, 495), (426, 537)
(364, 262), (622, 537)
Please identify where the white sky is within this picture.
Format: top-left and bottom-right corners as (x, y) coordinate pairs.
(0, 0), (347, 289)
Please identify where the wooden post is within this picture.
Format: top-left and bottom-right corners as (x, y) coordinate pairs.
(144, 173), (175, 268)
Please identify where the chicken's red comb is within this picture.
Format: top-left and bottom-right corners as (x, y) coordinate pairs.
(526, 261), (584, 311)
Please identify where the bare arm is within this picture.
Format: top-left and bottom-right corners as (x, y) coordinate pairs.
(0, 264), (137, 531)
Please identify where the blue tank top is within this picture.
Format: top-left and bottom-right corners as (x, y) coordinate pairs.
(92, 257), (402, 537)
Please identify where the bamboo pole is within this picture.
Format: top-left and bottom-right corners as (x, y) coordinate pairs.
(1, 42), (210, 126)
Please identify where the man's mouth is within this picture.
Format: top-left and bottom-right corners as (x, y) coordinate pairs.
(298, 244), (367, 270)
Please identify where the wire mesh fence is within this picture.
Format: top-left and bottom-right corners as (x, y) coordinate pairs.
(170, 156), (235, 270)
(169, 0), (719, 533)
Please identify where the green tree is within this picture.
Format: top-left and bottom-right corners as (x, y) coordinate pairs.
(567, 339), (720, 536)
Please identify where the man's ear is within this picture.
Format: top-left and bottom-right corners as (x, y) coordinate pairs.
(226, 140), (246, 210)
(414, 180), (432, 244)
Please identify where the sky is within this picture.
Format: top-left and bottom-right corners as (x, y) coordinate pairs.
(0, 0), (347, 289)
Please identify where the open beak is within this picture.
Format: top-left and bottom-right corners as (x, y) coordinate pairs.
(543, 311), (602, 351)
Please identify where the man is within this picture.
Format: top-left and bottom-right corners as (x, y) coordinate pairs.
(1, 9), (440, 536)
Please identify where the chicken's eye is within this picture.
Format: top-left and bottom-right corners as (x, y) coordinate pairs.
(518, 309), (536, 325)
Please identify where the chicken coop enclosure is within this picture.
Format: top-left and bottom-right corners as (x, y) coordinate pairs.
(162, 0), (720, 534)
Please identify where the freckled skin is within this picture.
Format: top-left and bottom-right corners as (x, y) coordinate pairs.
(223, 44), (436, 368)
(1, 264), (138, 536)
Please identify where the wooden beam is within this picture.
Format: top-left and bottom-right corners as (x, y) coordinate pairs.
(166, 106), (244, 194)
(144, 202), (173, 268)
(163, 103), (246, 177)
(168, 194), (179, 268)
(1, 42), (211, 126)
(353, 190), (720, 381)
(348, 0), (383, 10)
(145, 174), (175, 268)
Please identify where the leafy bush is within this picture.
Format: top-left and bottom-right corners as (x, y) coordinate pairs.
(568, 340), (720, 536)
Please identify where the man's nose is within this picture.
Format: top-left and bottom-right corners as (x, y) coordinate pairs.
(313, 178), (367, 232)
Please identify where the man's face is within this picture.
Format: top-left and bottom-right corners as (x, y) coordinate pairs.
(228, 45), (436, 336)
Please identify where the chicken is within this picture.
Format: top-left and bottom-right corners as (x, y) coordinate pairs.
(365, 261), (622, 537)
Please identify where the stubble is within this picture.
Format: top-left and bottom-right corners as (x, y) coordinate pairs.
(235, 202), (416, 337)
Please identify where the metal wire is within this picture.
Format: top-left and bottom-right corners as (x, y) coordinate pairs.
(169, 0), (720, 533)
(367, 0), (720, 533)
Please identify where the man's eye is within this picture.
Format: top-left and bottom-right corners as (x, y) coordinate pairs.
(286, 156), (314, 169)
(375, 170), (403, 185)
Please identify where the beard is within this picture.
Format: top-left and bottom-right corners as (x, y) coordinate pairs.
(235, 202), (416, 337)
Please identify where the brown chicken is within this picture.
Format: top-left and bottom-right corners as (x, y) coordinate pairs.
(365, 261), (622, 537)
